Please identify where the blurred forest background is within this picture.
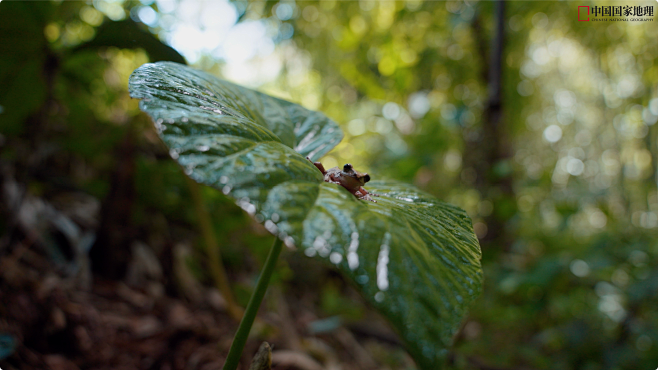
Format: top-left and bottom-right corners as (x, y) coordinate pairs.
(1, 0), (658, 369)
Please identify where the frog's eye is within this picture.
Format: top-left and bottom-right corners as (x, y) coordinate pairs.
(364, 174), (370, 183)
(343, 164), (353, 171)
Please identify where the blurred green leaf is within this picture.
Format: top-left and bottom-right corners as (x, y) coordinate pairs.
(0, 1), (51, 134)
(129, 61), (483, 369)
(75, 19), (185, 64)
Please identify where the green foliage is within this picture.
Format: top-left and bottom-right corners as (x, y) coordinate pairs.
(0, 1), (51, 134)
(74, 19), (185, 64)
(3, 0), (658, 369)
(0, 0), (260, 286)
(262, 2), (658, 368)
(129, 61), (483, 368)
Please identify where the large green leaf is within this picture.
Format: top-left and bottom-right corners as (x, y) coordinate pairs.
(129, 62), (482, 369)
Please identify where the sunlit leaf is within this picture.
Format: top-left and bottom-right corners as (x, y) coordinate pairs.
(129, 61), (482, 369)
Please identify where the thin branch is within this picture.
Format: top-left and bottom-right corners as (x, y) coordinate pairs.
(186, 176), (243, 320)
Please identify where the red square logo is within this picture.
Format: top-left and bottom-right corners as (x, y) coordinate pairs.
(578, 6), (590, 21)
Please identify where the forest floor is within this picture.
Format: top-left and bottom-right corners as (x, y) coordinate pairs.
(0, 231), (411, 370)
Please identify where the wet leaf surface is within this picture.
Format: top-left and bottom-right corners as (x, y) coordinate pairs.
(129, 62), (482, 369)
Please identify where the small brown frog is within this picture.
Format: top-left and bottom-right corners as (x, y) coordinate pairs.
(308, 157), (378, 202)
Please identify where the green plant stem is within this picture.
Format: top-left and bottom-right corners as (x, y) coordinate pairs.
(222, 236), (283, 370)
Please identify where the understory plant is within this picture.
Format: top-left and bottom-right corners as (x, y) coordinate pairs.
(129, 62), (483, 370)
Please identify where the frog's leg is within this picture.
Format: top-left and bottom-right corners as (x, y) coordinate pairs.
(356, 187), (377, 203)
(325, 173), (342, 185)
(306, 156), (326, 175)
